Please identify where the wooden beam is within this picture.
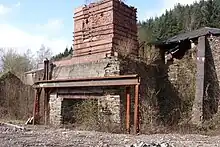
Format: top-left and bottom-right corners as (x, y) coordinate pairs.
(134, 84), (139, 134)
(126, 87), (131, 134)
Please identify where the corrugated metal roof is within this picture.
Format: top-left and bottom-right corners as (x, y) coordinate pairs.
(165, 27), (220, 43)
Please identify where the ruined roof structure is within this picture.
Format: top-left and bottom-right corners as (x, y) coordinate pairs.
(149, 27), (220, 53)
(166, 27), (220, 43)
(55, 0), (138, 66)
(0, 71), (18, 81)
(149, 27), (220, 125)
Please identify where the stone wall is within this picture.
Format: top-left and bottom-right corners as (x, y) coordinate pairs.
(155, 35), (220, 124)
(145, 42), (198, 125)
(207, 36), (220, 85)
(48, 0), (138, 129)
(49, 93), (63, 126)
(24, 69), (44, 85)
(99, 94), (121, 124)
(52, 56), (119, 80)
(164, 44), (197, 124)
(203, 36), (220, 120)
(49, 56), (121, 127)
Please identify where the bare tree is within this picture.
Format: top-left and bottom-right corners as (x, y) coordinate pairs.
(36, 45), (52, 63)
(0, 49), (34, 78)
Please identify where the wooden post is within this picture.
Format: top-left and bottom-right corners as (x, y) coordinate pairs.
(126, 87), (131, 134)
(33, 89), (40, 125)
(134, 84), (139, 134)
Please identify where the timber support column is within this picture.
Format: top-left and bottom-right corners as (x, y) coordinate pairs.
(192, 36), (206, 125)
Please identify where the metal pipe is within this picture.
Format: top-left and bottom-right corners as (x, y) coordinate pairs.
(44, 59), (50, 125)
(35, 74), (139, 84)
(44, 89), (49, 125)
(134, 84), (139, 134)
(33, 89), (41, 125)
(126, 87), (131, 134)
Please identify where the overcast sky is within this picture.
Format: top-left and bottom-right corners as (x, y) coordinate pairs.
(0, 0), (201, 55)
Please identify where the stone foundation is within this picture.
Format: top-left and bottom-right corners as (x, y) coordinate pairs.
(99, 95), (121, 124)
(49, 93), (63, 126)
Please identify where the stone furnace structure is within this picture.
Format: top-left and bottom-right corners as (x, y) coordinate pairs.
(32, 0), (139, 133)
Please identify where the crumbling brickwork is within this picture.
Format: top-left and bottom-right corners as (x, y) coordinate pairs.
(73, 0), (138, 58)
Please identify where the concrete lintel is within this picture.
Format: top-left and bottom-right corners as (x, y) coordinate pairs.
(192, 36), (206, 125)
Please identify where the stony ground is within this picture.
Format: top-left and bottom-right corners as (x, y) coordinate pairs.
(0, 123), (220, 147)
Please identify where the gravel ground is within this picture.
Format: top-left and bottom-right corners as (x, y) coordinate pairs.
(0, 123), (220, 147)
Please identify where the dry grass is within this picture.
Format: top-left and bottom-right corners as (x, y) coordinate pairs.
(68, 99), (122, 133)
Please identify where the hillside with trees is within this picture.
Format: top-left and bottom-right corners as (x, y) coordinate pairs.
(138, 0), (220, 43)
(51, 46), (73, 61)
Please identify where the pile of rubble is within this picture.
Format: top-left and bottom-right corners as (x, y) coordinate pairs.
(0, 122), (26, 133)
(130, 142), (173, 147)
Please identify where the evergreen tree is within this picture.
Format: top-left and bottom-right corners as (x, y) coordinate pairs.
(69, 46), (73, 55)
(138, 0), (220, 44)
(64, 47), (69, 57)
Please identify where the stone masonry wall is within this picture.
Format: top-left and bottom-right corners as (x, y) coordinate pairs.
(163, 44), (197, 124)
(49, 0), (138, 128)
(49, 93), (63, 126)
(99, 95), (121, 124)
(203, 36), (220, 119)
(163, 35), (220, 123)
(49, 56), (121, 126)
(52, 57), (119, 80)
(208, 36), (220, 86)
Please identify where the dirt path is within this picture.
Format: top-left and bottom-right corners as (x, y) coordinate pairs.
(0, 123), (220, 147)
